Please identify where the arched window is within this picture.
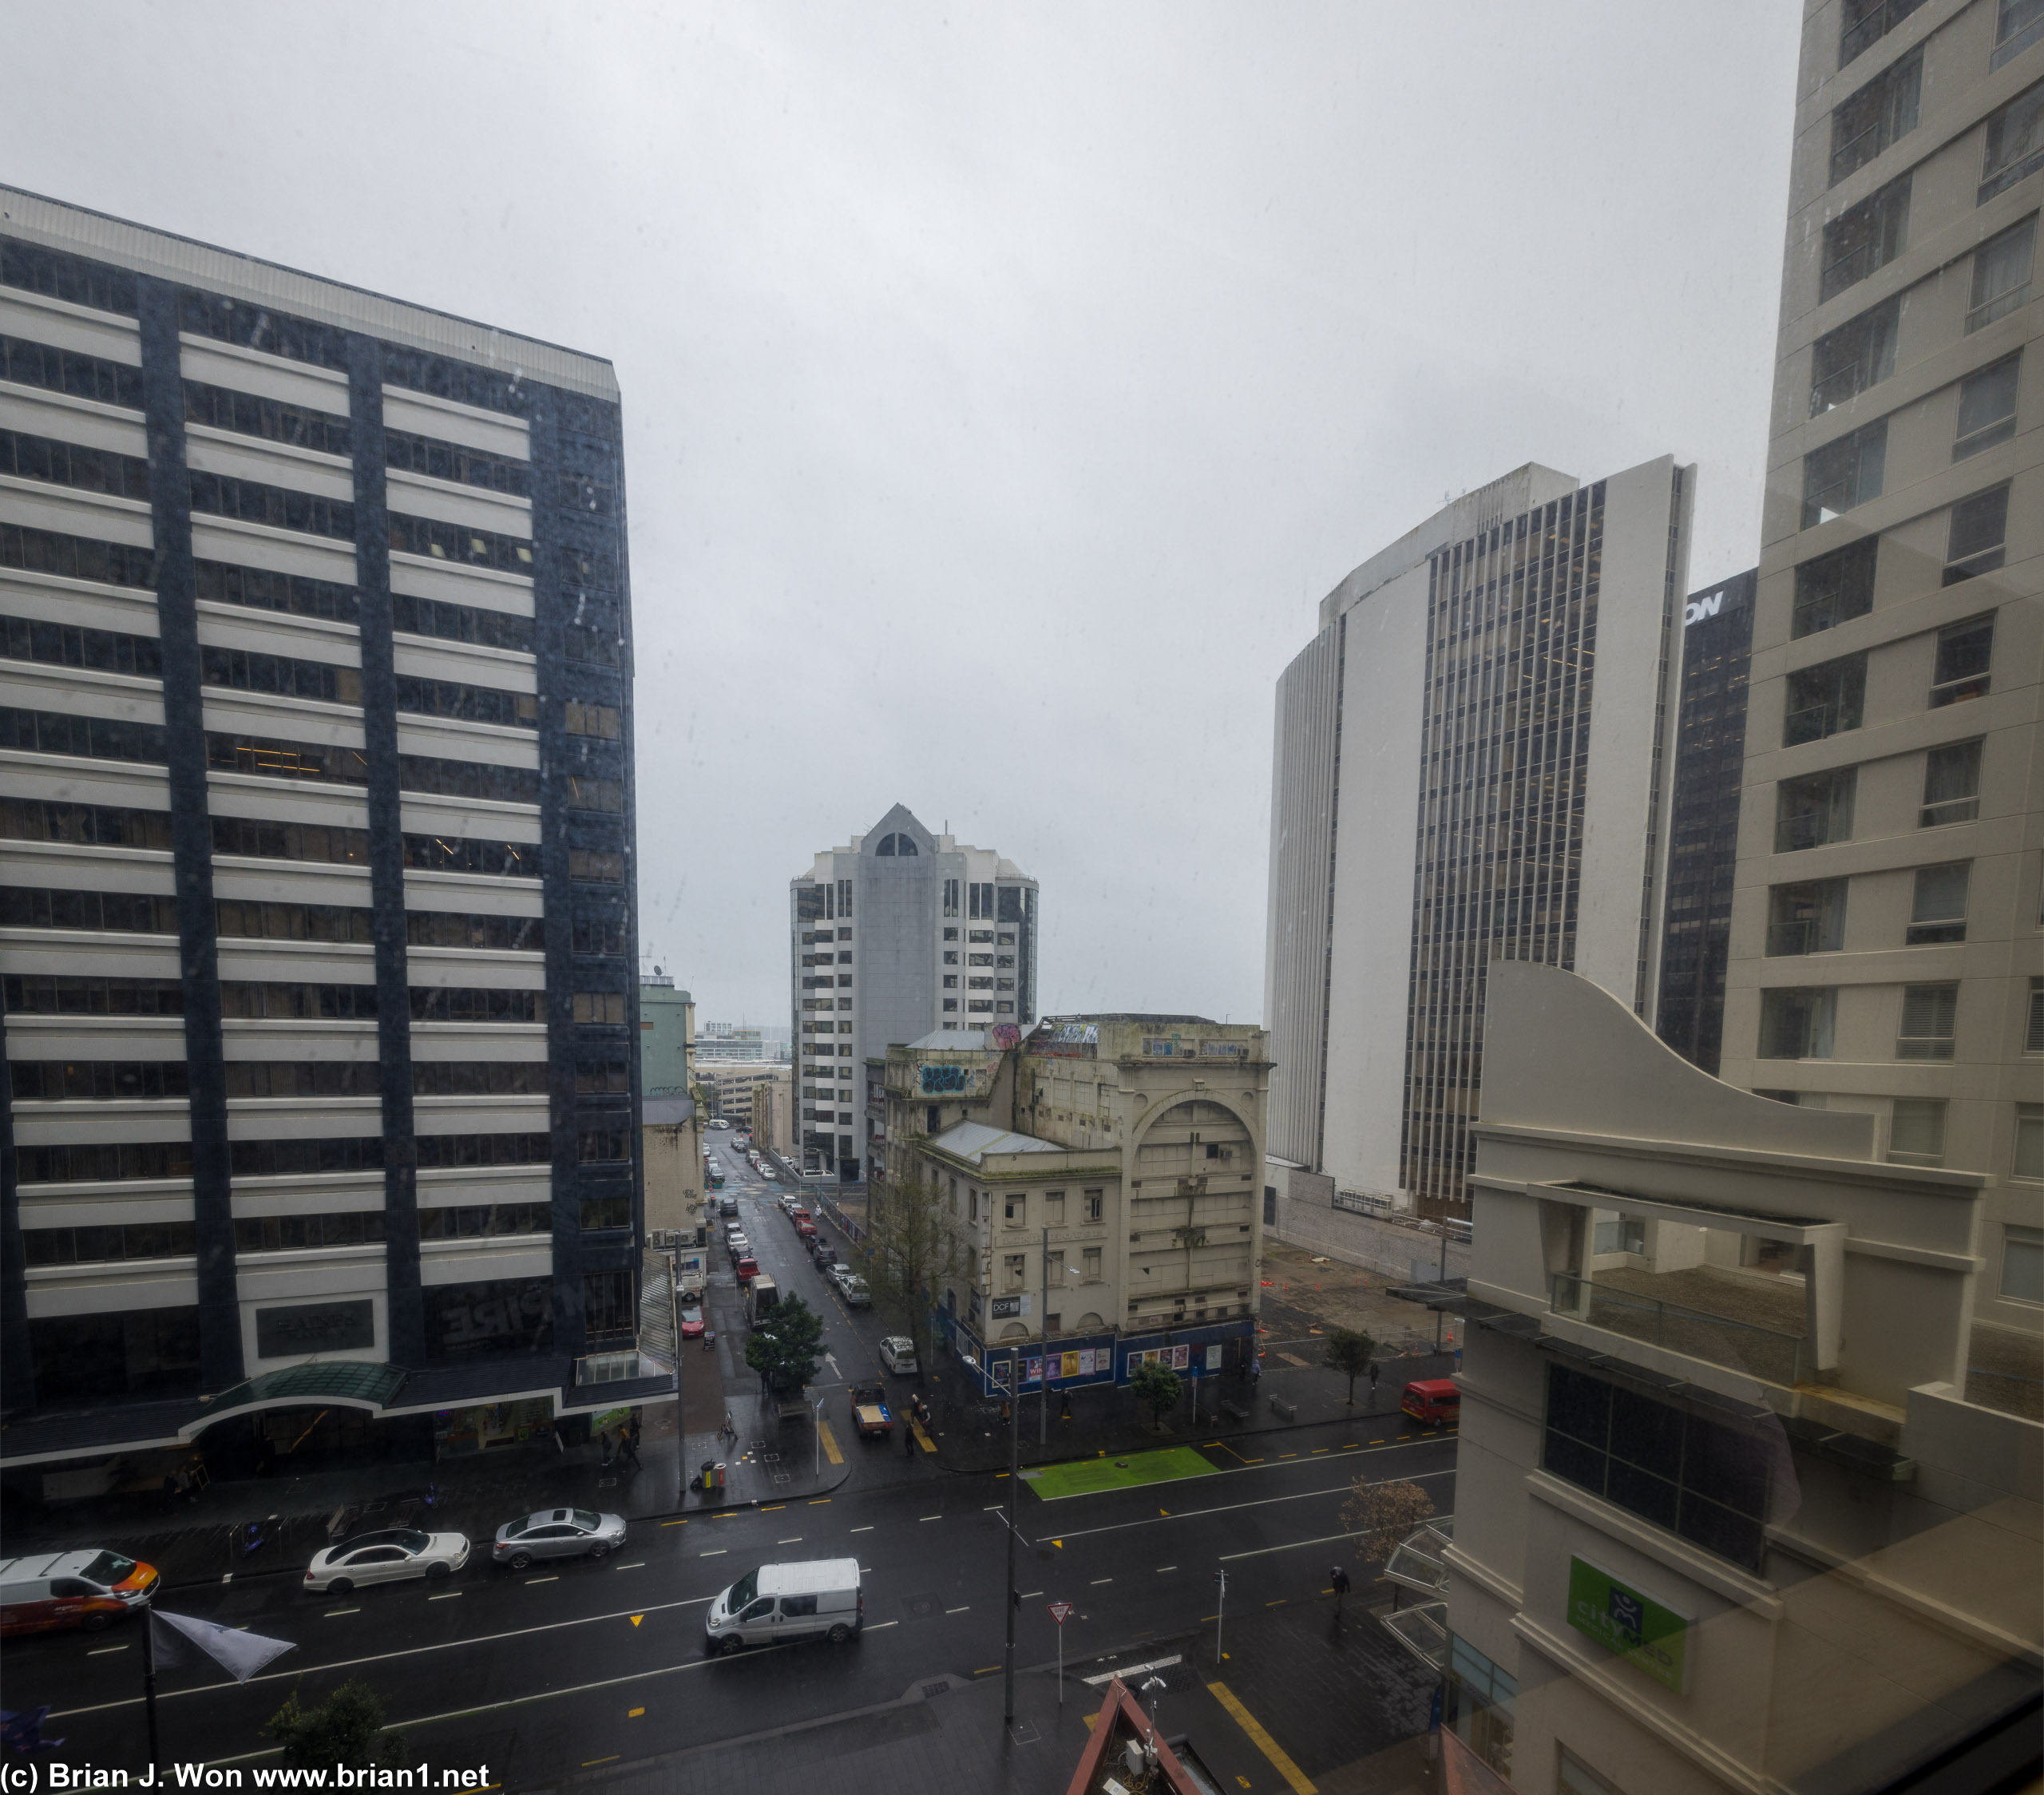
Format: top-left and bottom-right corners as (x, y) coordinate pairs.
(876, 834), (896, 856)
(874, 832), (919, 857)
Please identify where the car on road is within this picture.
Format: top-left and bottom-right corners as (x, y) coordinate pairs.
(848, 1382), (892, 1439)
(718, 1195), (739, 1217)
(704, 1559), (862, 1654)
(305, 1528), (469, 1595)
(0, 1549), (160, 1636)
(878, 1336), (919, 1375)
(493, 1508), (625, 1571)
(735, 1255), (759, 1284)
(759, 1168), (779, 1184)
(810, 1242), (838, 1270)
(680, 1305), (705, 1339)
(834, 1272), (870, 1308)
(727, 1232), (751, 1262)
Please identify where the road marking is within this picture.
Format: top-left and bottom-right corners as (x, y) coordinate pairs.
(850, 1525), (873, 1533)
(921, 1514), (942, 1522)
(323, 1608), (360, 1618)
(701, 1550), (727, 1557)
(1312, 1448), (1329, 1455)
(1221, 1525), (1381, 1563)
(527, 1575), (558, 1584)
(429, 1591), (462, 1601)
(582, 1757), (619, 1768)
(1037, 1463), (1456, 1546)
(865, 1620), (898, 1631)
(1280, 1453), (1297, 1460)
(821, 1422), (843, 1466)
(984, 1504), (1005, 1512)
(88, 1645), (128, 1655)
(628, 1708), (644, 1718)
(1091, 1577), (1113, 1585)
(1083, 1654), (1181, 1686)
(778, 1537), (802, 1544)
(976, 1664), (1002, 1675)
(1156, 1566), (1177, 1573)
(761, 1504), (786, 1512)
(1210, 1682), (1317, 1795)
(946, 1605), (970, 1614)
(662, 1519), (687, 1526)
(1266, 1599), (1286, 1607)
(810, 1497), (832, 1504)
(1020, 1591), (1043, 1599)
(615, 1562), (645, 1570)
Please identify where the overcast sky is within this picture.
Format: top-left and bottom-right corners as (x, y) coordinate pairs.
(5, 2), (1800, 1031)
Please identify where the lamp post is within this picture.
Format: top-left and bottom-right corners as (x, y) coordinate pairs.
(1003, 1348), (1020, 1726)
(1040, 1225), (1051, 1446)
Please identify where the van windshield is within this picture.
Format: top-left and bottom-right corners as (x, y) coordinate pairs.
(727, 1567), (760, 1610)
(80, 1552), (137, 1586)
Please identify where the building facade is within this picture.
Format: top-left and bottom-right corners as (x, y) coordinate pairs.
(639, 975), (693, 1096)
(1392, 961), (2038, 1795)
(1264, 459), (1695, 1221)
(790, 802), (1037, 1180)
(698, 1058), (787, 1135)
(697, 1020), (766, 1061)
(747, 1066), (792, 1157)
(1717, 0), (2042, 1337)
(0, 191), (660, 1479)
(874, 1014), (1268, 1400)
(1654, 570), (1757, 1076)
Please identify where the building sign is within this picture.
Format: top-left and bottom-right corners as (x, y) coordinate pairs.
(989, 1293), (1033, 1319)
(1566, 1557), (1693, 1694)
(919, 1064), (972, 1095)
(1684, 571), (1755, 627)
(256, 1299), (374, 1360)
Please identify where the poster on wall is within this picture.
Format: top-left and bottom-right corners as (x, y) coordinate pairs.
(1077, 1349), (1095, 1375)
(1063, 1351), (1080, 1378)
(1026, 1356), (1043, 1385)
(1171, 1345), (1190, 1370)
(1206, 1344), (1223, 1370)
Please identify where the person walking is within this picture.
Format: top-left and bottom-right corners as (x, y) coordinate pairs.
(1331, 1564), (1353, 1613)
(621, 1414), (642, 1469)
(1249, 1355), (1262, 1390)
(1367, 1360), (1380, 1404)
(599, 1427), (616, 1470)
(903, 1409), (917, 1457)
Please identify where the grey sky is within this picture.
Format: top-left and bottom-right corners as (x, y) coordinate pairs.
(4, 2), (1800, 1031)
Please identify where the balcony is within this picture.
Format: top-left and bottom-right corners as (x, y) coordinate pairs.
(1551, 1270), (1808, 1388)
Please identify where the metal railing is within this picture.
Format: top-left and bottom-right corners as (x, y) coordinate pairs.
(1551, 1271), (1807, 1387)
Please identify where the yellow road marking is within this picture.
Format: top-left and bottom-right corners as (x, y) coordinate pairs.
(975, 1664), (1002, 1675)
(822, 1422), (843, 1466)
(810, 1497), (831, 1504)
(761, 1504), (786, 1512)
(1214, 1440), (1264, 1464)
(630, 1615), (643, 1627)
(909, 1417), (935, 1452)
(581, 1757), (619, 1768)
(661, 1519), (687, 1526)
(1209, 1682), (1317, 1795)
(628, 1707), (644, 1718)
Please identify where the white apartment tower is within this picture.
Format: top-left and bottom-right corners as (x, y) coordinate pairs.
(1263, 460), (1694, 1220)
(790, 803), (1038, 1180)
(1717, 0), (2042, 1336)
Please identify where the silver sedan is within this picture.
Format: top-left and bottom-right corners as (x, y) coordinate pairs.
(492, 1508), (627, 1571)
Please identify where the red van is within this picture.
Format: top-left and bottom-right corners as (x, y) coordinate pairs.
(1400, 1379), (1460, 1427)
(735, 1255), (759, 1285)
(0, 1549), (160, 1635)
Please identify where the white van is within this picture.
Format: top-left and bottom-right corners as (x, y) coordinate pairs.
(704, 1559), (862, 1655)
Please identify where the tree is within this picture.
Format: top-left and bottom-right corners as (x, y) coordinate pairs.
(1322, 1329), (1376, 1405)
(266, 1679), (407, 1771)
(1340, 1476), (1436, 1563)
(861, 1165), (960, 1377)
(1130, 1359), (1183, 1430)
(745, 1292), (825, 1394)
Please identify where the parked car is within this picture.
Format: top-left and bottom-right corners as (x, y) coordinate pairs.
(718, 1196), (739, 1217)
(849, 1382), (892, 1439)
(835, 1273), (870, 1308)
(811, 1242), (838, 1270)
(704, 1559), (862, 1655)
(878, 1336), (919, 1375)
(727, 1233), (751, 1262)
(735, 1255), (759, 1285)
(760, 1168), (780, 1184)
(680, 1305), (705, 1339)
(0, 1549), (160, 1636)
(304, 1528), (469, 1595)
(1400, 1378), (1460, 1427)
(788, 1206), (812, 1228)
(492, 1508), (625, 1571)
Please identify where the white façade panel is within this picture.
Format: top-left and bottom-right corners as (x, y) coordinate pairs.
(211, 861), (373, 906)
(419, 1242), (553, 1287)
(6, 1015), (184, 1061)
(1319, 561), (1428, 1206)
(408, 1028), (549, 1063)
(212, 941), (374, 984)
(382, 388), (529, 461)
(195, 600), (360, 666)
(180, 337), (350, 415)
(2, 569), (160, 634)
(200, 691), (365, 748)
(11, 1103), (190, 1147)
(226, 1101), (381, 1142)
(190, 515), (356, 584)
(0, 290), (140, 363)
(386, 467), (531, 534)
(401, 872), (543, 917)
(0, 384), (148, 457)
(0, 841), (174, 894)
(414, 1096), (550, 1135)
(1576, 458), (1693, 1017)
(184, 426), (355, 502)
(0, 474), (152, 546)
(0, 935), (180, 979)
(24, 1274), (200, 1318)
(2, 755), (168, 810)
(390, 636), (535, 691)
(208, 779), (368, 830)
(221, 1024), (379, 1063)
(388, 551), (533, 616)
(393, 715), (538, 770)
(0, 663), (162, 724)
(397, 797), (541, 842)
(19, 1192), (194, 1227)
(406, 947), (545, 990)
(231, 1177), (383, 1217)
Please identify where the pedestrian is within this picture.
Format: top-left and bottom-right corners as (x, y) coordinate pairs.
(1059, 1390), (1072, 1423)
(599, 1428), (616, 1469)
(621, 1415), (642, 1468)
(1331, 1565), (1352, 1612)
(1367, 1361), (1380, 1401)
(903, 1413), (917, 1457)
(1249, 1356), (1262, 1389)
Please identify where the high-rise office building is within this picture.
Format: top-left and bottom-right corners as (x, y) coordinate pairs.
(791, 803), (1037, 1180)
(1654, 569), (1757, 1076)
(1263, 458), (1694, 1219)
(0, 190), (656, 1476)
(1717, 0), (2041, 1337)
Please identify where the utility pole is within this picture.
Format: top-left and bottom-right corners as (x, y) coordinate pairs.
(1004, 1351), (1021, 1726)
(1040, 1223), (1051, 1446)
(1213, 1566), (1227, 1665)
(1435, 1228), (1448, 1350)
(141, 1601), (161, 1769)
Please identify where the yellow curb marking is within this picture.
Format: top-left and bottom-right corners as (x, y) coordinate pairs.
(1208, 1682), (1317, 1795)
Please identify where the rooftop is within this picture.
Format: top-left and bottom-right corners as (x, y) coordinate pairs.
(927, 1119), (1062, 1164)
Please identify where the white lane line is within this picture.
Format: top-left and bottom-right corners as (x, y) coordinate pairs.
(1034, 1466), (1456, 1546)
(1083, 1654), (1181, 1686)
(864, 1621), (898, 1631)
(1020, 1591), (1043, 1599)
(1155, 1565), (1178, 1573)
(777, 1537), (802, 1544)
(323, 1608), (360, 1618)
(850, 1525), (874, 1533)
(1090, 1577), (1113, 1586)
(701, 1550), (727, 1557)
(945, 1605), (970, 1614)
(527, 1575), (558, 1584)
(984, 1504), (1005, 1512)
(429, 1591), (463, 1601)
(920, 1515), (942, 1522)
(89, 1644), (129, 1654)
(614, 1562), (646, 1570)
(1221, 1526), (1376, 1563)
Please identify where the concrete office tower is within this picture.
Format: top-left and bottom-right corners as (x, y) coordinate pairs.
(1717, 1), (2042, 1337)
(1654, 570), (1757, 1076)
(791, 803), (1037, 1181)
(0, 191), (660, 1478)
(1264, 459), (1694, 1221)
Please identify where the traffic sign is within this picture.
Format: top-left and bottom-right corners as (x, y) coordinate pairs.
(1048, 1602), (1075, 1625)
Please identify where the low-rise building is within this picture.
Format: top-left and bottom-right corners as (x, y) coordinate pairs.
(640, 976), (695, 1097)
(747, 1068), (793, 1157)
(699, 1059), (789, 1138)
(1391, 963), (2039, 1795)
(875, 1015), (1268, 1401)
(698, 1022), (768, 1061)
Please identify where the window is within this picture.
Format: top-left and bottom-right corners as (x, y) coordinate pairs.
(968, 999), (993, 1012)
(1792, 537), (1876, 636)
(1045, 1191), (1065, 1223)
(941, 997), (957, 1012)
(1888, 1096), (1947, 1166)
(1004, 1194), (1024, 1226)
(1767, 878), (1848, 955)
(1777, 768), (1856, 851)
(837, 877), (852, 917)
(1968, 216), (2036, 332)
(1839, 0), (1927, 66)
(1896, 983), (1958, 1059)
(969, 929), (993, 943)
(24, 1220), (200, 1265)
(1557, 1747), (1626, 1795)
(563, 701), (620, 738)
(1593, 1217), (1646, 1256)
(578, 1128), (631, 1163)
(2027, 977), (2044, 1052)
(572, 917), (626, 956)
(1084, 1188), (1103, 1222)
(1947, 486), (2011, 588)
(11, 1060), (190, 1100)
(397, 672), (542, 727)
(584, 1270), (634, 1338)
(1004, 1253), (1026, 1290)
(1997, 0), (2044, 67)
(1954, 353), (2021, 458)
(580, 1195), (631, 1230)
(1784, 652), (1865, 744)
(1979, 81), (2044, 204)
(1082, 1246), (1102, 1281)
(943, 878), (959, 916)
(942, 974), (957, 989)
(1921, 739), (1983, 827)
(1541, 1362), (1773, 1570)
(1820, 175), (1909, 300)
(1931, 613), (1994, 706)
(1, 334), (144, 408)
(943, 926), (958, 941)
(2012, 1115), (2044, 1185)
(572, 991), (627, 1024)
(1802, 422), (1886, 525)
(232, 1212), (386, 1253)
(569, 850), (624, 882)
(1761, 986), (1836, 1059)
(1829, 47), (1920, 185)
(1906, 864), (1970, 945)
(567, 776), (624, 812)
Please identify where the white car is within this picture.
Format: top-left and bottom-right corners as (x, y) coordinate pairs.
(878, 1336), (918, 1375)
(305, 1528), (469, 1595)
(834, 1271), (871, 1309)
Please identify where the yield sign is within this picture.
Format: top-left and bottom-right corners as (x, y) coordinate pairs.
(1048, 1603), (1075, 1626)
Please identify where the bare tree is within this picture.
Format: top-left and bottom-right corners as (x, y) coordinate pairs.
(1340, 1476), (1436, 1563)
(1322, 1328), (1376, 1405)
(859, 1163), (959, 1378)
